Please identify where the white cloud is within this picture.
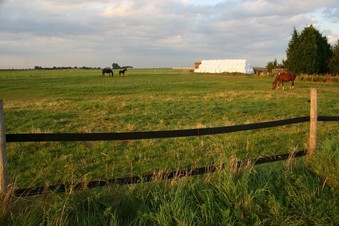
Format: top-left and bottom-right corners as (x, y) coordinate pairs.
(101, 1), (133, 17)
(0, 0), (338, 68)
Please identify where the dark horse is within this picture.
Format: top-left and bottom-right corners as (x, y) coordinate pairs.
(119, 68), (127, 76)
(102, 67), (113, 77)
(272, 71), (296, 89)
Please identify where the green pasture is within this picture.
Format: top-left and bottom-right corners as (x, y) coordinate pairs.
(0, 69), (338, 225)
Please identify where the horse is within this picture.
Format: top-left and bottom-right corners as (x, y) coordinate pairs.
(119, 68), (127, 76)
(102, 67), (113, 77)
(272, 71), (296, 90)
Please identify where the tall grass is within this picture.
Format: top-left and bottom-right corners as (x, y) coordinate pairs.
(2, 140), (338, 225)
(0, 69), (338, 225)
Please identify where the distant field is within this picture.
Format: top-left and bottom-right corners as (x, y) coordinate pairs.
(0, 69), (338, 187)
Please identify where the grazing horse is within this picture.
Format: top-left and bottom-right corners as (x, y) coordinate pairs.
(272, 71), (296, 90)
(119, 68), (127, 76)
(102, 67), (113, 77)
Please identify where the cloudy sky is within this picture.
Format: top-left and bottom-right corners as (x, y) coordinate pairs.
(0, 0), (338, 69)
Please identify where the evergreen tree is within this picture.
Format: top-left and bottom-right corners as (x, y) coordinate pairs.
(285, 25), (331, 74)
(298, 26), (317, 74)
(285, 27), (300, 73)
(328, 39), (339, 75)
(315, 32), (332, 73)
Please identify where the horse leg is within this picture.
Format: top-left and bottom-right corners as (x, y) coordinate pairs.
(290, 81), (294, 89)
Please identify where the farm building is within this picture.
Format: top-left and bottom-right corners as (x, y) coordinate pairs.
(194, 59), (254, 74)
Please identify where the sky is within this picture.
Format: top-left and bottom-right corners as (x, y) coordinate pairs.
(0, 0), (338, 69)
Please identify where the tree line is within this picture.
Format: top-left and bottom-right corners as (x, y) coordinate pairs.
(267, 25), (339, 75)
(112, 63), (133, 69)
(34, 66), (101, 70)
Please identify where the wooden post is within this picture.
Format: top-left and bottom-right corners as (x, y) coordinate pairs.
(0, 100), (9, 194)
(308, 88), (318, 156)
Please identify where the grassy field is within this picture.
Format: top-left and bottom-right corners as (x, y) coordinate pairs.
(0, 69), (338, 225)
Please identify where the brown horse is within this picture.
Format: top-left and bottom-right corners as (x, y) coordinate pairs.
(102, 67), (113, 77)
(272, 71), (296, 90)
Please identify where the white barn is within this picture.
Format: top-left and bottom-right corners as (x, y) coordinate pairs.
(194, 59), (254, 74)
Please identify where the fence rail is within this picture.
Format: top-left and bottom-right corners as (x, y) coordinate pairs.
(14, 150), (308, 196)
(5, 116), (339, 143)
(1, 88), (339, 196)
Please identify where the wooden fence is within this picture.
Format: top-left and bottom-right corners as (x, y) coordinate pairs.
(1, 88), (338, 196)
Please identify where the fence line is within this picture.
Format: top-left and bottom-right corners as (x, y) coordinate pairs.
(14, 150), (307, 196)
(1, 88), (339, 196)
(6, 116), (310, 142)
(5, 116), (339, 143)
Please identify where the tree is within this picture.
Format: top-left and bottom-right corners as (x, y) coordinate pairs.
(112, 63), (121, 69)
(266, 58), (284, 73)
(285, 25), (332, 74)
(285, 27), (300, 73)
(318, 35), (332, 73)
(266, 59), (278, 72)
(328, 39), (339, 75)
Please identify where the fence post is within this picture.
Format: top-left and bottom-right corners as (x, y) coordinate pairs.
(308, 88), (318, 156)
(0, 99), (9, 195)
